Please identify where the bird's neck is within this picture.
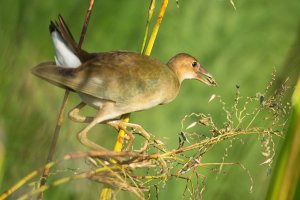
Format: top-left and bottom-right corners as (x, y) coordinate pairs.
(167, 63), (186, 84)
(159, 65), (181, 104)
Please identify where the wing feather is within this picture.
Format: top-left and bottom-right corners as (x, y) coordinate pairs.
(32, 52), (172, 103)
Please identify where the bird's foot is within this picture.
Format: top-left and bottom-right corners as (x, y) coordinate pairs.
(107, 120), (151, 154)
(69, 102), (94, 123)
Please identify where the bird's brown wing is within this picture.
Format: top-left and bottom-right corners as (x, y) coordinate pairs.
(32, 52), (173, 103)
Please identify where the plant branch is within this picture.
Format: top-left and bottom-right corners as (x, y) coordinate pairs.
(37, 1), (95, 199)
(37, 90), (69, 200)
(79, 0), (94, 48)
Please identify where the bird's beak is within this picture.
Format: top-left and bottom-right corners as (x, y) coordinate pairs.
(196, 69), (217, 87)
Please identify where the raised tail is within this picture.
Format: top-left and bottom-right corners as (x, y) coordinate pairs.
(50, 15), (90, 68)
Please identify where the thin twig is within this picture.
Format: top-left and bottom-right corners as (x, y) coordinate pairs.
(37, 1), (95, 199)
(79, 0), (95, 48)
(37, 90), (69, 200)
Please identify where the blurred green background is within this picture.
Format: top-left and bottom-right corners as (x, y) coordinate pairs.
(0, 0), (299, 199)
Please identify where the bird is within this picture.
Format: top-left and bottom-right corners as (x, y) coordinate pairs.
(32, 15), (217, 153)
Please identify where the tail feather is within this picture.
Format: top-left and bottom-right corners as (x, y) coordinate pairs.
(56, 15), (81, 57)
(49, 15), (92, 68)
(56, 15), (92, 62)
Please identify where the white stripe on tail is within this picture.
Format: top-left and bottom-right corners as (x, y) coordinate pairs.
(51, 30), (81, 68)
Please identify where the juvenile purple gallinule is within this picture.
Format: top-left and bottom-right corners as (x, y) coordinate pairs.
(32, 16), (217, 152)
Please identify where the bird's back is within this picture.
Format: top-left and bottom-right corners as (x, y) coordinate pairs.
(32, 51), (180, 106)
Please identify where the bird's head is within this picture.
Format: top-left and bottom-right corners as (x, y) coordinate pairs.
(167, 53), (217, 86)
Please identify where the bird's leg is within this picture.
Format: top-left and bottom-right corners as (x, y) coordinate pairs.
(122, 122), (150, 153)
(77, 120), (108, 151)
(124, 122), (150, 153)
(77, 110), (109, 152)
(107, 121), (150, 153)
(68, 102), (94, 123)
(106, 121), (134, 151)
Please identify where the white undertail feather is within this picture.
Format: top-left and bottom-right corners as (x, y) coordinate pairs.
(51, 30), (81, 68)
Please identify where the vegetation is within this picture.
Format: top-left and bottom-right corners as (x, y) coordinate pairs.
(0, 0), (299, 199)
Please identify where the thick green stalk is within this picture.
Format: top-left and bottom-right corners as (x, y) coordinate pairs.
(266, 78), (300, 200)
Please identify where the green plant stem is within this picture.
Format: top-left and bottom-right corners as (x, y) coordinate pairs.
(266, 78), (300, 200)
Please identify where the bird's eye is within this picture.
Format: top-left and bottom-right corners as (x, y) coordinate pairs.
(192, 61), (197, 67)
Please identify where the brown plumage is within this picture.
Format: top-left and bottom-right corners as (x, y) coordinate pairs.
(32, 16), (217, 152)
